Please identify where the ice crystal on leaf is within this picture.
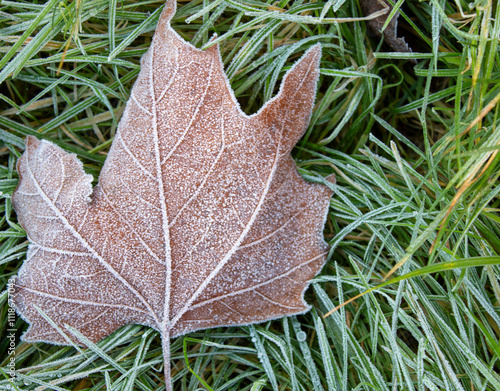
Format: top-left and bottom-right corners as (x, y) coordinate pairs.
(12, 1), (333, 388)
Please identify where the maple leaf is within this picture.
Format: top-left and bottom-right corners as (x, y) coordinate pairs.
(11, 1), (333, 389)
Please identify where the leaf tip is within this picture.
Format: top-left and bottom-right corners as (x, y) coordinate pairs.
(326, 173), (336, 185)
(157, 0), (177, 31)
(24, 135), (40, 149)
(306, 43), (322, 62)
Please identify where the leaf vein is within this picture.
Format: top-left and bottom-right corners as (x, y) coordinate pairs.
(18, 286), (150, 315)
(184, 252), (325, 314)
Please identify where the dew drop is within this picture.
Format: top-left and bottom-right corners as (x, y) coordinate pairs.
(297, 331), (307, 342)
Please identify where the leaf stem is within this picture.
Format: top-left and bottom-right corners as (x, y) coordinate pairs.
(161, 330), (172, 391)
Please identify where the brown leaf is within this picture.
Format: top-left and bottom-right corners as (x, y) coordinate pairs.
(360, 0), (414, 57)
(11, 1), (333, 388)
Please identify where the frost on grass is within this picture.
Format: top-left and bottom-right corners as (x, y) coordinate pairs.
(11, 0), (333, 388)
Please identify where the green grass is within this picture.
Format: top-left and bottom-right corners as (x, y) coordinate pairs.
(1, 0), (500, 390)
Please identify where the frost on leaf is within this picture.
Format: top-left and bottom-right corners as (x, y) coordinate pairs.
(12, 0), (333, 388)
